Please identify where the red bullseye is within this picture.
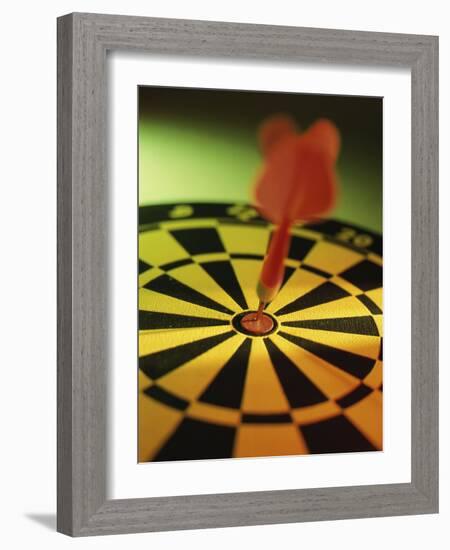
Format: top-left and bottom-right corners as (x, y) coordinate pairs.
(240, 311), (274, 335)
(232, 310), (278, 337)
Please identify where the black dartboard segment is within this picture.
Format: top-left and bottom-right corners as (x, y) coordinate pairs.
(138, 203), (383, 462)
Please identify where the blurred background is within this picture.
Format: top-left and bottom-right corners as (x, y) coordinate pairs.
(139, 87), (382, 233)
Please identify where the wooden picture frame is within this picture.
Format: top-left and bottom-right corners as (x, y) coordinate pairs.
(57, 12), (438, 536)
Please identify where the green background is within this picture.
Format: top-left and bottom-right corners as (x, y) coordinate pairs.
(139, 87), (382, 233)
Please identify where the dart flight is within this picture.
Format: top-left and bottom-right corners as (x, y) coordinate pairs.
(253, 115), (341, 315)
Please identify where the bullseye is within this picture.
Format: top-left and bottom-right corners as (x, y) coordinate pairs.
(232, 310), (278, 336)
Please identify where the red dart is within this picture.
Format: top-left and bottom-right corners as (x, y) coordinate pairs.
(251, 115), (341, 325)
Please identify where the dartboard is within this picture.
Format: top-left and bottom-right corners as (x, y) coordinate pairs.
(138, 203), (383, 462)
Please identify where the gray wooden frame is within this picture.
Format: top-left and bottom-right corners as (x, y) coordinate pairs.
(57, 12), (439, 537)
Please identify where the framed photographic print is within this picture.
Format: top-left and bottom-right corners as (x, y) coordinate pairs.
(57, 13), (438, 536)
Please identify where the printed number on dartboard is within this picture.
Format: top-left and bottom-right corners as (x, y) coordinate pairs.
(335, 226), (374, 249)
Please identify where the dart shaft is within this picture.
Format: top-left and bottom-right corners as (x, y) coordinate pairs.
(257, 220), (291, 304)
(255, 300), (265, 322)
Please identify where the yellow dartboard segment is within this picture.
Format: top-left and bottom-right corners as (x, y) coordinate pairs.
(138, 203), (383, 462)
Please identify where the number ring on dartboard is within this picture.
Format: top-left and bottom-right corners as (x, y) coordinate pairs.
(138, 203), (383, 462)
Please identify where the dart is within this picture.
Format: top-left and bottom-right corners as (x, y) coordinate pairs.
(241, 115), (341, 335)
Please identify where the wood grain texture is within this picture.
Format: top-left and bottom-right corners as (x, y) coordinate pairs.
(57, 13), (74, 535)
(410, 36), (439, 506)
(57, 12), (439, 536)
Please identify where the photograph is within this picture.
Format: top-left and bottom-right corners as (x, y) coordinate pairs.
(138, 86), (383, 462)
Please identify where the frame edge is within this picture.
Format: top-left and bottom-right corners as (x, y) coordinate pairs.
(410, 35), (439, 510)
(57, 12), (75, 536)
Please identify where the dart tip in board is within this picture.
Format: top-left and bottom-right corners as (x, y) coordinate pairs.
(256, 300), (265, 321)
